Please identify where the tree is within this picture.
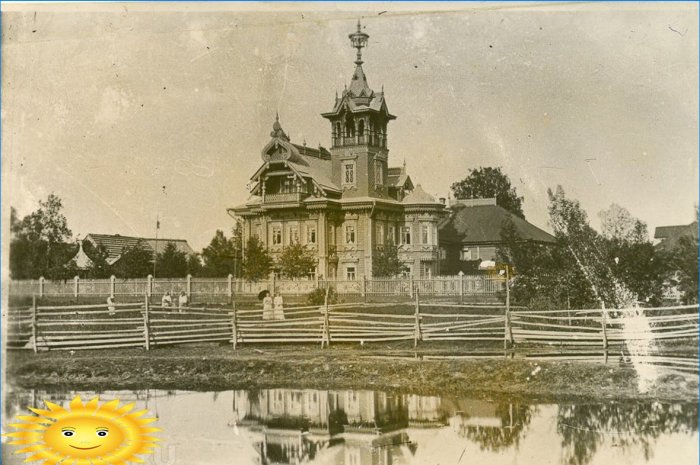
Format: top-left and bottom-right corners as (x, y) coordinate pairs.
(201, 229), (239, 277)
(242, 236), (272, 281)
(155, 242), (189, 278)
(598, 204), (665, 305)
(671, 233), (699, 304)
(82, 241), (112, 279)
(451, 167), (525, 218)
(10, 194), (76, 279)
(372, 244), (407, 277)
(278, 243), (317, 279)
(187, 253), (203, 277)
(547, 186), (638, 309)
(112, 242), (153, 278)
(498, 217), (596, 309)
(598, 203), (648, 243)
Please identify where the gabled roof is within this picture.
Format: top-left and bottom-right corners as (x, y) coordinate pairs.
(252, 118), (339, 195)
(387, 165), (412, 190)
(654, 221), (698, 253)
(438, 204), (555, 245)
(84, 233), (195, 265)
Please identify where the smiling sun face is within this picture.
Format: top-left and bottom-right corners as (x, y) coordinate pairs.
(5, 395), (160, 465)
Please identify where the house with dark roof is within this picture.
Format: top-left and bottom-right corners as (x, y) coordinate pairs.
(228, 22), (445, 279)
(438, 198), (556, 274)
(653, 222), (698, 254)
(73, 233), (195, 270)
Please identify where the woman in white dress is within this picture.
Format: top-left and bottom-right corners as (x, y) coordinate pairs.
(273, 294), (285, 320)
(262, 292), (274, 320)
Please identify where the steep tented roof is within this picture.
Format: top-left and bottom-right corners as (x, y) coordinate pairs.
(439, 205), (555, 245)
(84, 233), (195, 265)
(348, 64), (373, 98)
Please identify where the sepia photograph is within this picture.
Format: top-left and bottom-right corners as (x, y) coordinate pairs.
(2, 2), (698, 464)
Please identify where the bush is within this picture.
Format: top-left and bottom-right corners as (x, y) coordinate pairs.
(306, 286), (337, 306)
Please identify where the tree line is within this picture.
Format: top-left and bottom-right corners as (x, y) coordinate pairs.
(10, 168), (698, 308)
(9, 195), (245, 280)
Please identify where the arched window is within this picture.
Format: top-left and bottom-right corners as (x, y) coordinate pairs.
(335, 122), (341, 138)
(357, 119), (365, 137)
(345, 113), (355, 138)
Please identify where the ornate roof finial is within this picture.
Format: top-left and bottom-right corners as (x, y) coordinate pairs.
(348, 19), (369, 66)
(270, 113), (288, 141)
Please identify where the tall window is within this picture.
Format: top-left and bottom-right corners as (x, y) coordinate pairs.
(376, 223), (384, 245)
(289, 224), (299, 244)
(421, 223), (430, 244)
(272, 226), (282, 245)
(281, 178), (293, 194)
(388, 225), (396, 244)
(343, 162), (355, 185)
(307, 225), (317, 244)
(375, 161), (383, 185)
(345, 225), (356, 245)
(401, 226), (412, 245)
(346, 266), (356, 281)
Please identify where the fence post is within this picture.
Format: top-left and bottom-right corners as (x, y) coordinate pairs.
(73, 276), (79, 299)
(143, 294), (151, 351)
(321, 286), (331, 348)
(600, 302), (608, 354)
(186, 274), (192, 299)
(458, 271), (464, 304)
(38, 277), (45, 298)
(147, 275), (153, 297)
(231, 301), (238, 350)
(409, 274), (414, 298)
(31, 295), (38, 353)
(504, 268), (511, 353)
(110, 275), (116, 298)
(414, 287), (422, 348)
(362, 275), (367, 302)
(228, 274), (234, 303)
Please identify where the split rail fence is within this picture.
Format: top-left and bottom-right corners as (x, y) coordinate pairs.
(7, 295), (698, 369)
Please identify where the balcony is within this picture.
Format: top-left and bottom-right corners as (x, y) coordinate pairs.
(332, 134), (387, 149)
(263, 192), (307, 204)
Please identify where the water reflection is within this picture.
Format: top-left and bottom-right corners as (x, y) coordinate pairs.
(3, 387), (697, 465)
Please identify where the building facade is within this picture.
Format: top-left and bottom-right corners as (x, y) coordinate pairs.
(229, 22), (445, 279)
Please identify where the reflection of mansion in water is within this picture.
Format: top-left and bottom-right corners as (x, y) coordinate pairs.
(232, 388), (518, 465)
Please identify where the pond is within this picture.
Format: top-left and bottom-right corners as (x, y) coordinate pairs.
(3, 386), (697, 465)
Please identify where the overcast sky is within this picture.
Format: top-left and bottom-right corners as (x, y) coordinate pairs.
(3, 2), (698, 251)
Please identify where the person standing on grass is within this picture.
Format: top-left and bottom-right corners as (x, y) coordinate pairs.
(178, 291), (188, 312)
(162, 291), (172, 309)
(106, 295), (116, 316)
(262, 291), (274, 320)
(273, 293), (285, 320)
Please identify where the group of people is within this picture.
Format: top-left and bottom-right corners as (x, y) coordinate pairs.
(161, 291), (188, 311)
(262, 292), (285, 320)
